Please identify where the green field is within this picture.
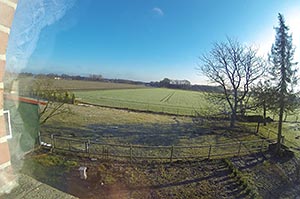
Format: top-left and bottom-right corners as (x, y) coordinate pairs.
(17, 78), (300, 198)
(75, 88), (224, 116)
(38, 103), (300, 198)
(14, 77), (145, 92)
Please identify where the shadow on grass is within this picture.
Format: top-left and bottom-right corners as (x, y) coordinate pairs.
(42, 122), (212, 146)
(21, 151), (264, 199)
(42, 120), (254, 147)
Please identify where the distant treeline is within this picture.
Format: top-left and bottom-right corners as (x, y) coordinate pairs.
(148, 78), (223, 93)
(17, 72), (223, 93)
(17, 72), (146, 85)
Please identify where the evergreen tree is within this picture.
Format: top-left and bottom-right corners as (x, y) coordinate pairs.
(269, 13), (298, 154)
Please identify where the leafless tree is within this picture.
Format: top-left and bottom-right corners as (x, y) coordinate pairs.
(31, 78), (73, 125)
(200, 38), (265, 127)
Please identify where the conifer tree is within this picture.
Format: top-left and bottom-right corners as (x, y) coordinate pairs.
(269, 13), (298, 153)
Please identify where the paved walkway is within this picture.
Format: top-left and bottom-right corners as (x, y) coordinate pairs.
(1, 174), (78, 199)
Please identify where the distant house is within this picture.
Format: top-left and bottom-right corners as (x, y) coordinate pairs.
(170, 79), (191, 86)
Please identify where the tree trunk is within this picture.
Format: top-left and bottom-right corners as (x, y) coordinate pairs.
(240, 101), (245, 116)
(263, 101), (267, 126)
(230, 101), (237, 128)
(230, 93), (238, 128)
(277, 98), (284, 155)
(230, 111), (236, 128)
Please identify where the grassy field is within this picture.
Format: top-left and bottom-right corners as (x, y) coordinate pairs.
(19, 78), (299, 198)
(75, 88), (224, 116)
(33, 103), (300, 198)
(13, 77), (300, 152)
(42, 103), (264, 149)
(19, 149), (300, 199)
(14, 77), (146, 92)
(11, 78), (300, 198)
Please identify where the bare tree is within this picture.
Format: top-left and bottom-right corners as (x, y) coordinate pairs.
(200, 38), (265, 127)
(30, 78), (73, 125)
(39, 99), (71, 126)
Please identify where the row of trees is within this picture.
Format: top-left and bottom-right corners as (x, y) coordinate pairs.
(150, 78), (191, 89)
(149, 78), (224, 92)
(17, 72), (145, 85)
(18, 72), (103, 81)
(200, 13), (298, 154)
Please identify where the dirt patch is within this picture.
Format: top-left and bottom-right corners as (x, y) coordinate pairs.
(21, 149), (300, 198)
(63, 159), (241, 199)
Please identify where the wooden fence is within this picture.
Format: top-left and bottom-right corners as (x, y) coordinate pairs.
(40, 134), (276, 162)
(260, 125), (298, 149)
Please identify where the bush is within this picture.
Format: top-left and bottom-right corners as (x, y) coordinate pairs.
(237, 115), (264, 123)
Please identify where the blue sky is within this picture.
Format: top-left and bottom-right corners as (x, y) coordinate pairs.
(8, 0), (300, 84)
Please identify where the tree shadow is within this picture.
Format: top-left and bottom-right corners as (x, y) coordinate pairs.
(42, 117), (258, 149)
(42, 121), (226, 146)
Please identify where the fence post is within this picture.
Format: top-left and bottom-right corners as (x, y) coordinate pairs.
(38, 131), (42, 146)
(50, 134), (55, 152)
(237, 142), (242, 156)
(281, 136), (285, 144)
(102, 146), (106, 159)
(260, 140), (265, 152)
(85, 139), (90, 154)
(256, 122), (260, 134)
(106, 147), (109, 159)
(170, 145), (174, 162)
(130, 144), (133, 163)
(208, 145), (212, 159)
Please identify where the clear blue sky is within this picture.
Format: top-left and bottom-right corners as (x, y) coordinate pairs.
(8, 0), (300, 84)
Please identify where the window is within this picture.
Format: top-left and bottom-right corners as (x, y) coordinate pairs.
(3, 110), (12, 139)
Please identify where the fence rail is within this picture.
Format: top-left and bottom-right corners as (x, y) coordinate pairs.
(261, 125), (299, 149)
(40, 134), (276, 162)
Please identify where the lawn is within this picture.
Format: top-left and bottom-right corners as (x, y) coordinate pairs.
(74, 88), (224, 116)
(41, 103), (269, 161)
(33, 103), (300, 198)
(29, 91), (300, 198)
